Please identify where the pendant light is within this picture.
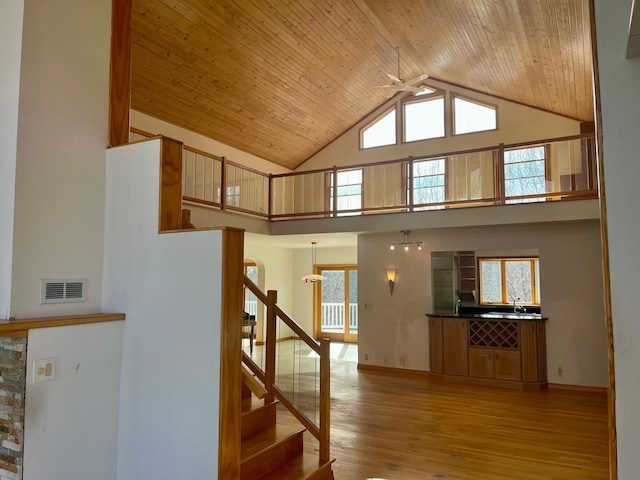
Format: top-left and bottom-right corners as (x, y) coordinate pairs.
(301, 242), (326, 283)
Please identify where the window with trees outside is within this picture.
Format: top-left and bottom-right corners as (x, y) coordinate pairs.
(411, 158), (445, 210)
(504, 146), (547, 202)
(479, 258), (541, 305)
(329, 169), (363, 216)
(361, 107), (396, 149)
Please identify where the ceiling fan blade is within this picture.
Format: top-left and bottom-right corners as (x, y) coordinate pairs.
(386, 73), (402, 83)
(405, 73), (429, 85)
(371, 85), (393, 89)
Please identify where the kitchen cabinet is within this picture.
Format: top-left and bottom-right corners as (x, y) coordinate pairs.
(428, 317), (444, 374)
(428, 315), (547, 389)
(443, 318), (468, 376)
(457, 251), (476, 294)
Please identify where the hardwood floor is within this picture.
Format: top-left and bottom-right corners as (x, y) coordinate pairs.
(277, 343), (608, 480)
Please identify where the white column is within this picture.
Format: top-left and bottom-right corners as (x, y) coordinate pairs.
(0, 0), (25, 318)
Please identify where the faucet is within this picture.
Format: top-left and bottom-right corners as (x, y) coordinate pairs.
(455, 298), (462, 314)
(512, 297), (522, 313)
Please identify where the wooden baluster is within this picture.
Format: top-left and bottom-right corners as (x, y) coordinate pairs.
(319, 337), (331, 463)
(264, 290), (277, 404)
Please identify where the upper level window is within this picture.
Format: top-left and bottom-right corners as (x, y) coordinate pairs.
(403, 95), (445, 142)
(330, 169), (363, 216)
(504, 146), (547, 201)
(479, 257), (541, 305)
(414, 86), (437, 96)
(411, 158), (445, 209)
(361, 108), (396, 149)
(453, 96), (497, 135)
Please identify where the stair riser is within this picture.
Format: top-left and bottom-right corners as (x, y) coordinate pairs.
(241, 431), (303, 480)
(241, 402), (276, 439)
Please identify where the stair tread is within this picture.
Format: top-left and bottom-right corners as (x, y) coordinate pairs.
(254, 454), (334, 480)
(241, 424), (305, 462)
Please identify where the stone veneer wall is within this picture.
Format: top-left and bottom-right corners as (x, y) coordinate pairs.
(0, 338), (26, 480)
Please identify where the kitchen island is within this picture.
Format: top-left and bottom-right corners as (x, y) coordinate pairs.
(426, 312), (548, 390)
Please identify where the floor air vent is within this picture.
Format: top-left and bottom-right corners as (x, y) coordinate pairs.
(40, 279), (87, 304)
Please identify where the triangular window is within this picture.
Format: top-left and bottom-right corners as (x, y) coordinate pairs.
(361, 108), (396, 149)
(454, 96), (497, 135)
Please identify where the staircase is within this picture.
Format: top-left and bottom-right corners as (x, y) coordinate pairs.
(240, 377), (335, 479)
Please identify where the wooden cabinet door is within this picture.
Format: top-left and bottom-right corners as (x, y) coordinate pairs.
(468, 348), (494, 378)
(429, 317), (444, 374)
(443, 318), (468, 376)
(494, 350), (522, 381)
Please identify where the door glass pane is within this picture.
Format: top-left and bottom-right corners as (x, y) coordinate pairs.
(480, 261), (502, 303)
(348, 269), (358, 335)
(320, 270), (345, 334)
(505, 261), (533, 303)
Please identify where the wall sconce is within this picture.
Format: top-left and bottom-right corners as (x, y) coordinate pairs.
(386, 268), (397, 295)
(389, 230), (423, 251)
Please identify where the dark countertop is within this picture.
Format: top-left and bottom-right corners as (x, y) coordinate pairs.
(426, 312), (548, 321)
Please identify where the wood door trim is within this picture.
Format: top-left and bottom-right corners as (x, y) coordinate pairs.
(314, 265), (358, 342)
(588, 0), (617, 477)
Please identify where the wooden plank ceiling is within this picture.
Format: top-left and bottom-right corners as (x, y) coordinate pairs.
(132, 0), (593, 170)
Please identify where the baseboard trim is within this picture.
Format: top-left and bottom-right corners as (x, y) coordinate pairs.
(356, 363), (430, 378)
(548, 383), (608, 394)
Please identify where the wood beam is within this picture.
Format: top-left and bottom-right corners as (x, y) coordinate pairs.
(158, 137), (184, 232)
(109, 0), (132, 147)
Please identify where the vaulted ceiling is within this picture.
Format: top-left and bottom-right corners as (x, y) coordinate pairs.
(131, 0), (593, 170)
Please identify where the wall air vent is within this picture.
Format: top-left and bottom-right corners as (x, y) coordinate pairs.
(40, 279), (87, 304)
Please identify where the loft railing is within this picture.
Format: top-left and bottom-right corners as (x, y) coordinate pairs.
(242, 276), (331, 464)
(130, 128), (597, 220)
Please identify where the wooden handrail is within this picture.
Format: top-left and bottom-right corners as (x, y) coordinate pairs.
(272, 385), (321, 439)
(244, 276), (269, 305)
(274, 304), (321, 354)
(241, 277), (331, 463)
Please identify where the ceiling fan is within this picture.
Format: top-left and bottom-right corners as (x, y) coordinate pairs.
(374, 47), (429, 97)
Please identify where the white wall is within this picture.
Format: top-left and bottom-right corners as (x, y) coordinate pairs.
(357, 220), (608, 387)
(103, 140), (224, 480)
(0, 0), (24, 318)
(244, 242), (294, 340)
(593, 0), (640, 476)
(299, 78), (582, 171)
(24, 321), (124, 480)
(132, 110), (291, 175)
(11, 0), (111, 317)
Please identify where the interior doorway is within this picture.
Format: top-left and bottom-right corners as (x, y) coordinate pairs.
(314, 264), (358, 343)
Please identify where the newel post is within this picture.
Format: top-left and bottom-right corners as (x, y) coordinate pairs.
(319, 337), (331, 463)
(264, 290), (277, 403)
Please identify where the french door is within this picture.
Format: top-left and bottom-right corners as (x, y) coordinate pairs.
(314, 265), (358, 343)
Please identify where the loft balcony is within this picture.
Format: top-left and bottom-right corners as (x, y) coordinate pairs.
(131, 129), (598, 227)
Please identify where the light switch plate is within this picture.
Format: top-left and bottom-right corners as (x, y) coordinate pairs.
(33, 358), (56, 383)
